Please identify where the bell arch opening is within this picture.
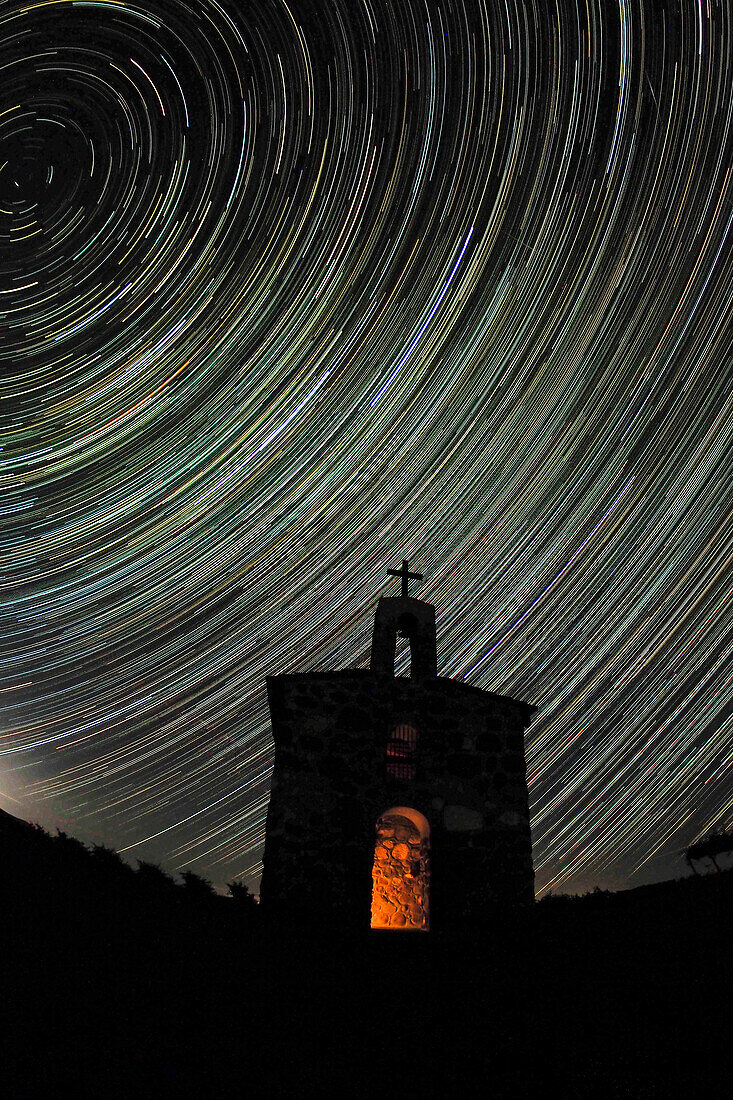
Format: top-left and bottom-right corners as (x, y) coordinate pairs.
(394, 612), (417, 677)
(370, 598), (437, 679)
(370, 806), (430, 931)
(394, 633), (412, 677)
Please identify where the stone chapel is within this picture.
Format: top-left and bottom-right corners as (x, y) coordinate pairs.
(260, 562), (536, 932)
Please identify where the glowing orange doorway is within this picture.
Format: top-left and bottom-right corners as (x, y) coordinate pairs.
(370, 807), (430, 930)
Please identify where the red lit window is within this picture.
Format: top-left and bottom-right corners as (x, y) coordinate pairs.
(386, 724), (418, 779)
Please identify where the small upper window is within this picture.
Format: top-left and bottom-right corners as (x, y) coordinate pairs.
(386, 724), (418, 779)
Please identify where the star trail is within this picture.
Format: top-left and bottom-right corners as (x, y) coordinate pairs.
(2, 0), (731, 897)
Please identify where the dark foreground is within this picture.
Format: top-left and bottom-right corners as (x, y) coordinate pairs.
(3, 864), (731, 1098)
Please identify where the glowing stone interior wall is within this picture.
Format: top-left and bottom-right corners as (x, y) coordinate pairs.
(371, 811), (429, 930)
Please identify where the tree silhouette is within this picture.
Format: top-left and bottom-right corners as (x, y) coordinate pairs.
(227, 878), (258, 912)
(181, 869), (216, 898)
(54, 828), (92, 863)
(136, 859), (179, 897)
(684, 827), (733, 874)
(90, 842), (133, 878)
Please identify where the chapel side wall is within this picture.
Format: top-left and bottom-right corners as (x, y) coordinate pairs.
(261, 672), (384, 928)
(415, 678), (536, 924)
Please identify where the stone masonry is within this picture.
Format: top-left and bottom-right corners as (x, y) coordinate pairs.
(371, 812), (430, 929)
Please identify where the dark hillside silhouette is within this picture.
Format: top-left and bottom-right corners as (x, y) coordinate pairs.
(1, 806), (730, 1096)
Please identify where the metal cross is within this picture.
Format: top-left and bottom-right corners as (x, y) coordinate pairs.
(387, 559), (423, 598)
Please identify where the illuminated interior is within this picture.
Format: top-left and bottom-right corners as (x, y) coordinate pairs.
(370, 806), (430, 930)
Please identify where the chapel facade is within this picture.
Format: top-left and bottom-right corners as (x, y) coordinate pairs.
(260, 563), (536, 932)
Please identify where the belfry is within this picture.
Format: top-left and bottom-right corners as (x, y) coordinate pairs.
(260, 563), (536, 932)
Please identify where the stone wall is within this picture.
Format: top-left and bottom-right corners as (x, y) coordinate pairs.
(371, 813), (429, 930)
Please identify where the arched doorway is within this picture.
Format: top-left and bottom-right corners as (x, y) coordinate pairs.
(370, 806), (430, 930)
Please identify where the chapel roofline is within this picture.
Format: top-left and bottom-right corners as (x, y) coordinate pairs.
(265, 670), (537, 717)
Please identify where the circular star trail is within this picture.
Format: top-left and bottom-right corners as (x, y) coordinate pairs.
(2, 0), (732, 895)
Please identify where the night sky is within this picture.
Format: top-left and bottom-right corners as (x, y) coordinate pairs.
(3, 0), (731, 898)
